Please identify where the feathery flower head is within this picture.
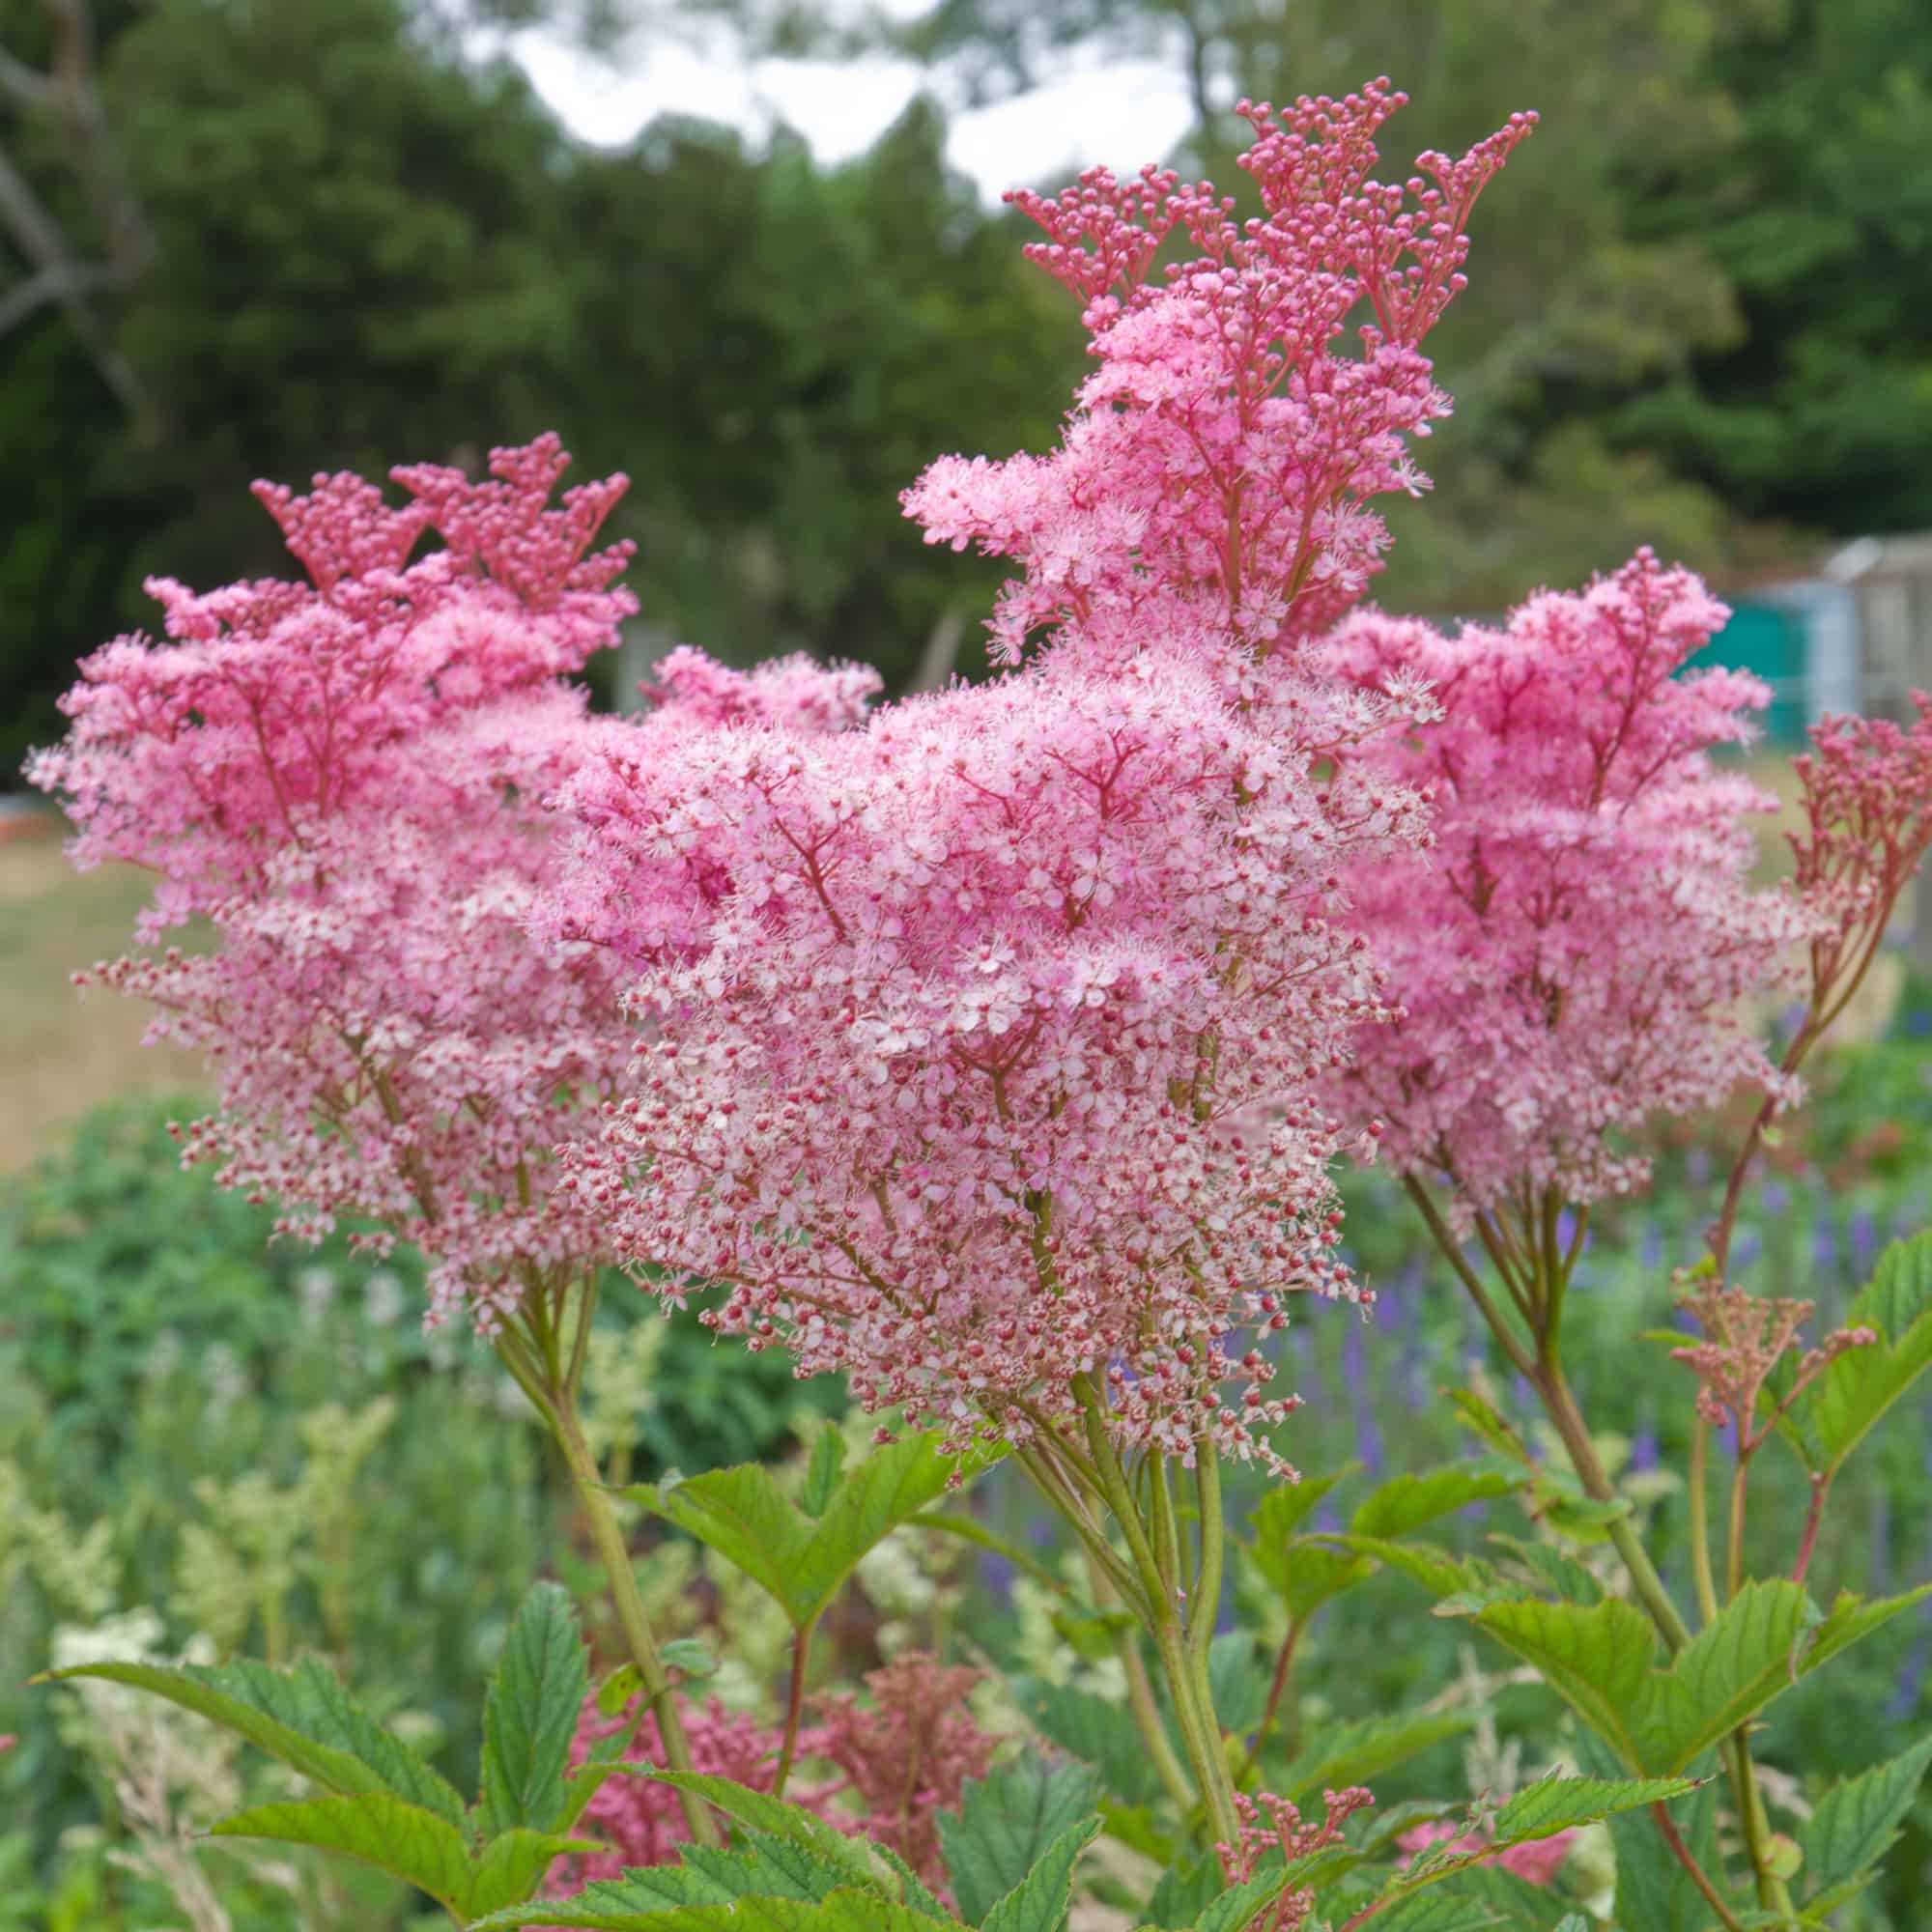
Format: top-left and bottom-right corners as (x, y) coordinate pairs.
(1323, 549), (1810, 1213)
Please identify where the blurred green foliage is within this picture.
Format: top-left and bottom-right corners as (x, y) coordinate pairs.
(7, 0), (1932, 781)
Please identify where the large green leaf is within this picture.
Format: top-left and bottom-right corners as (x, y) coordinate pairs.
(1575, 1735), (1723, 1932)
(630, 1431), (998, 1631)
(35, 1659), (462, 1822)
(1474, 1579), (1932, 1777)
(1463, 1598), (1659, 1770)
(979, 1818), (1099, 1932)
(1277, 1711), (1473, 1803)
(681, 1832), (856, 1904)
(213, 1794), (586, 1918)
(1799, 1735), (1932, 1901)
(1241, 1537), (1376, 1624)
(1793, 1231), (1932, 1476)
(939, 1757), (1101, 1927)
(1350, 1465), (1522, 1541)
(1318, 1535), (1501, 1605)
(1378, 1776), (1692, 1906)
(1427, 1863), (1578, 1931)
(1143, 1853), (1228, 1929)
(648, 1772), (886, 1893)
(472, 1883), (962, 1932)
(1009, 1680), (1162, 1809)
(1805, 1584), (1932, 1675)
(1633, 1579), (1813, 1775)
(480, 1581), (590, 1838)
(1354, 1897), (1504, 1932)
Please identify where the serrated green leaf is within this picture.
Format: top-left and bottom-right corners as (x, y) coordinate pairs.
(468, 1828), (605, 1916)
(34, 1659), (463, 1822)
(871, 1842), (952, 1918)
(1249, 1467), (1358, 1554)
(1482, 1536), (1603, 1605)
(1191, 1849), (1354, 1932)
(1796, 1232), (1932, 1476)
(1799, 1735), (1932, 1899)
(471, 1882), (962, 1932)
(1278, 1709), (1472, 1803)
(802, 1425), (849, 1519)
(631, 1432), (998, 1631)
(1464, 1597), (1658, 1769)
(650, 1772), (885, 1891)
(1805, 1583), (1932, 1675)
(1267, 1542), (1377, 1623)
(1319, 1535), (1500, 1604)
(680, 1830), (852, 1903)
(939, 1756), (1101, 1925)
(1350, 1466), (1522, 1541)
(980, 1818), (1100, 1932)
(1634, 1579), (1812, 1774)
(1010, 1680), (1162, 1809)
(1576, 1732), (1723, 1932)
(1144, 1852), (1226, 1929)
(1208, 1632), (1270, 1735)
(1354, 1895), (1502, 1932)
(1489, 1774), (1696, 1849)
(480, 1580), (589, 1838)
(213, 1793), (584, 1918)
(1445, 1388), (1535, 1467)
(1427, 1863), (1577, 1931)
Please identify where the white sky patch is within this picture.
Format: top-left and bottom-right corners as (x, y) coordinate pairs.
(505, 28), (1196, 207)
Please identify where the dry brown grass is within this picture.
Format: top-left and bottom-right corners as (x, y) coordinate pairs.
(0, 824), (209, 1171)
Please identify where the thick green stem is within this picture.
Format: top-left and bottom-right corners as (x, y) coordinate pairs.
(550, 1384), (720, 1847)
(1532, 1356), (1691, 1653)
(1190, 1447), (1225, 1674)
(1155, 1609), (1241, 1848)
(1083, 1549), (1198, 1821)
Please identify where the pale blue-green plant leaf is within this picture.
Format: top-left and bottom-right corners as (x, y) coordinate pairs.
(979, 1818), (1100, 1932)
(939, 1756), (1101, 1925)
(480, 1580), (589, 1838)
(1799, 1735), (1932, 1901)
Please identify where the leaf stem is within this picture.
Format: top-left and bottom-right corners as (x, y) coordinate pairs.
(1653, 1800), (1749, 1932)
(772, 1622), (813, 1799)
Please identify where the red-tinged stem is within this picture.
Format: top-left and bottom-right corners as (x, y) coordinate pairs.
(773, 1623), (812, 1799)
(1259, 1616), (1301, 1748)
(1793, 1471), (1831, 1588)
(1653, 1802), (1749, 1932)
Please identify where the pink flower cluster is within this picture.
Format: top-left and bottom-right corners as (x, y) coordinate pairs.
(1217, 1786), (1376, 1932)
(548, 85), (1536, 1468)
(905, 80), (1534, 674)
(28, 437), (871, 1331)
(548, 1654), (993, 1898)
(1789, 690), (1932, 1018)
(1322, 550), (1811, 1212)
(1395, 1817), (1577, 1887)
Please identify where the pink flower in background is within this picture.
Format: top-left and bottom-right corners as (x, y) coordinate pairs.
(547, 1655), (994, 1900)
(1396, 1817), (1577, 1887)
(1322, 549), (1810, 1213)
